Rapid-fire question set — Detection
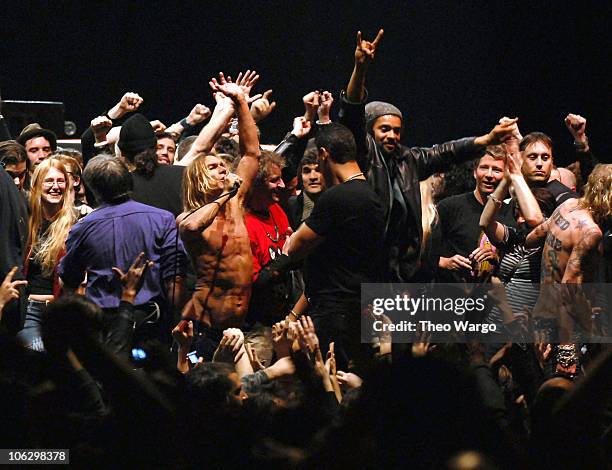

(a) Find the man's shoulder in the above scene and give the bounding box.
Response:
[437,192,471,209]
[159,165,185,176]
[98,200,175,220]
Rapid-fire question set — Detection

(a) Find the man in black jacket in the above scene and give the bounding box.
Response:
[339,29,519,282]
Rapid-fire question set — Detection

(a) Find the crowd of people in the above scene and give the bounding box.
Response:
[0,29,610,468]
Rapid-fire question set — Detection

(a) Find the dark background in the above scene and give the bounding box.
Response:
[2,0,610,165]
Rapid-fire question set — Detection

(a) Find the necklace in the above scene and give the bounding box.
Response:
[251,208,280,243]
[345,172,364,182]
[265,211,280,243]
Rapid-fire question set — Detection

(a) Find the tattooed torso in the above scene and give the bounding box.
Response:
[540,199,602,284]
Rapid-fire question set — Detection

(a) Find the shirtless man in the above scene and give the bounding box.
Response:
[177,81,260,355]
[527,164,611,342]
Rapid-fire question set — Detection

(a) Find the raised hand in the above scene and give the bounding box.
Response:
[411,330,435,357]
[250,90,276,122]
[245,343,265,371]
[90,115,113,143]
[564,113,587,143]
[499,116,523,141]
[506,152,523,178]
[302,91,321,122]
[149,120,167,134]
[0,267,27,314]
[108,92,144,119]
[112,252,154,304]
[234,69,260,98]
[210,80,246,102]
[325,342,337,376]
[317,91,334,123]
[475,118,519,146]
[291,116,312,139]
[172,319,194,351]
[336,371,363,389]
[212,328,245,364]
[119,92,143,113]
[272,320,292,358]
[355,29,384,66]
[187,104,211,125]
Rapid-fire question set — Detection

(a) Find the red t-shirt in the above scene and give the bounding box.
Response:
[245,203,291,281]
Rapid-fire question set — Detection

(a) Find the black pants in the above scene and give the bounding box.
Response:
[102,301,163,359]
[309,301,362,371]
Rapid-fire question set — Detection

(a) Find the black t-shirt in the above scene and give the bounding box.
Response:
[303,179,385,304]
[131,165,185,217]
[437,191,515,282]
[545,179,577,207]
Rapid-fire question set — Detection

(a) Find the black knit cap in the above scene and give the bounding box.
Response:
[118,113,156,155]
[16,123,57,150]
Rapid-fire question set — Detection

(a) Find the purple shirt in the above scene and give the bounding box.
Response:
[58,199,188,308]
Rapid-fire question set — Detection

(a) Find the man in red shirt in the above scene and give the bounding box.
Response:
[245,150,294,325]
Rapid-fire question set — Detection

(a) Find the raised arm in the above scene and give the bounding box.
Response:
[508,153,543,227]
[346,29,384,103]
[165,103,211,139]
[479,176,509,244]
[564,113,598,184]
[209,80,261,200]
[176,92,235,167]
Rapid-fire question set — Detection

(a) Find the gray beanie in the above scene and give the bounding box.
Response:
[364,101,403,130]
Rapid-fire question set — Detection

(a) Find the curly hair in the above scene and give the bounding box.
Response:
[578,164,612,224]
[254,150,285,188]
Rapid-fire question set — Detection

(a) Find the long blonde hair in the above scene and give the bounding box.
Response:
[578,163,612,224]
[420,176,439,258]
[28,158,77,276]
[183,154,220,211]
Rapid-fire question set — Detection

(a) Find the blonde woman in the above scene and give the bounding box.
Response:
[18,158,78,351]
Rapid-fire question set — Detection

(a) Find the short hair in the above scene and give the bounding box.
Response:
[315,122,356,164]
[254,150,285,188]
[156,132,177,143]
[83,154,133,203]
[519,132,553,153]
[0,140,28,166]
[297,147,320,186]
[483,144,507,162]
[176,136,197,162]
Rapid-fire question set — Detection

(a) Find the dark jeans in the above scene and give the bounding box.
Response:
[102,301,163,359]
[309,300,361,371]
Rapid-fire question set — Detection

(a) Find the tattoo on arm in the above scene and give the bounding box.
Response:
[563,228,602,283]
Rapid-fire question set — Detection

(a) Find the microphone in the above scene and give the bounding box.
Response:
[228,173,241,196]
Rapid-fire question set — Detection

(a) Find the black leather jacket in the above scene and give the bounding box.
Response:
[338,92,486,281]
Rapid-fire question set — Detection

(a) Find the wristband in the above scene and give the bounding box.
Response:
[316,119,332,126]
[573,139,588,150]
[289,310,300,320]
[180,118,192,129]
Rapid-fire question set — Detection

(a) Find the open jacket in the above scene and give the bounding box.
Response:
[338,91,486,281]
